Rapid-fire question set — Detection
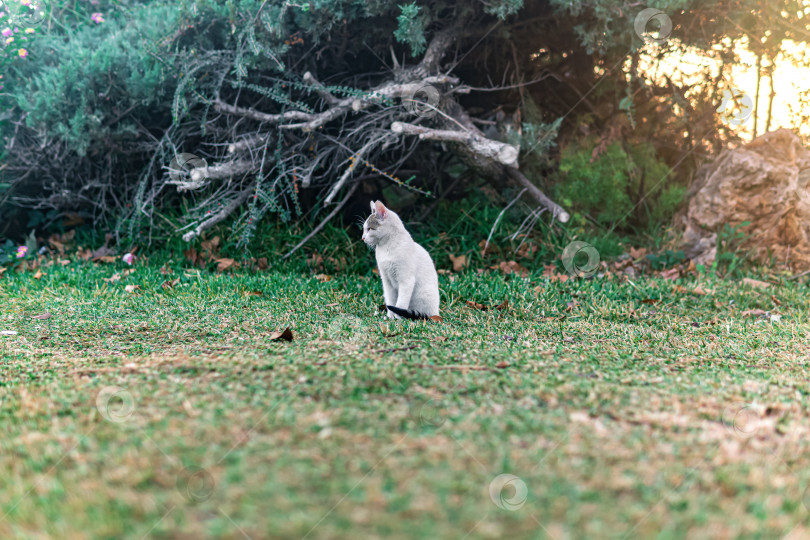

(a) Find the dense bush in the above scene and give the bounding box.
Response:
[1,0,808,256]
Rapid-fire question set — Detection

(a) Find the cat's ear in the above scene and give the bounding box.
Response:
[374,200,388,220]
[369,200,376,214]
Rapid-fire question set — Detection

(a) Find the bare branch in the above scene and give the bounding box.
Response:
[214,100,313,124]
[228,135,266,154]
[324,137,391,204]
[303,71,339,106]
[505,168,569,223]
[182,186,254,242]
[167,160,254,192]
[391,121,518,166]
[414,27,457,75]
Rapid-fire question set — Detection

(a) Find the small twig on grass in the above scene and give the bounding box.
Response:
[373,344,418,353]
[788,269,810,281]
[412,364,497,371]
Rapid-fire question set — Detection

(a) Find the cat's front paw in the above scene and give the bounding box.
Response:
[386,310,401,320]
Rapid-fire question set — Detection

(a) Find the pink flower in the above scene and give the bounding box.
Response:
[90,12,104,24]
[1,28,11,37]
[122,253,135,265]
[17,48,27,58]
[15,246,27,258]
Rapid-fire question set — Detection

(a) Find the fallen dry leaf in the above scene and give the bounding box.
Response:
[63,212,84,227]
[495,299,509,311]
[449,254,468,272]
[161,278,181,290]
[771,295,782,306]
[124,284,140,293]
[628,246,648,260]
[270,328,294,342]
[432,336,448,342]
[742,277,771,289]
[184,248,199,266]
[159,265,173,275]
[465,300,488,311]
[91,245,115,260]
[104,273,122,283]
[641,298,659,304]
[659,267,681,280]
[495,361,509,369]
[31,313,52,320]
[515,242,536,259]
[493,260,530,278]
[542,264,569,282]
[96,255,117,264]
[246,290,263,296]
[201,236,221,259]
[315,274,332,282]
[215,258,235,273]
[741,309,767,318]
[33,270,43,279]
[429,315,444,323]
[673,284,711,296]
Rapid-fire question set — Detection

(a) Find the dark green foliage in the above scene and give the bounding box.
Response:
[555,139,685,232]
[645,249,686,270]
[12,3,179,156]
[2,0,809,262]
[394,2,426,56]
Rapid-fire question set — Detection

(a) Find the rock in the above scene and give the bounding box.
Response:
[676,129,810,270]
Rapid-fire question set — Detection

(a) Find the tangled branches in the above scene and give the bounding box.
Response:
[146,27,567,252]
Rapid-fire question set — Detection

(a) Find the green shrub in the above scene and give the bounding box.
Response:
[554,138,685,232]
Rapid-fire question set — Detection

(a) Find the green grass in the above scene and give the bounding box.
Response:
[1,259,810,539]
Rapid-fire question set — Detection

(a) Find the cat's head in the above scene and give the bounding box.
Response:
[362,200,402,247]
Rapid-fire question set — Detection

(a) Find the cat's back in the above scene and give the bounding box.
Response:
[413,242,438,275]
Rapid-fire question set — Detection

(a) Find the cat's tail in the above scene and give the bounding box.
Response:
[386,305,433,321]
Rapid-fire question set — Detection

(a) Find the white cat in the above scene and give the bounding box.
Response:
[362,200,440,320]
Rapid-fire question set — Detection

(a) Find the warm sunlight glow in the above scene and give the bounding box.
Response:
[642,38,810,141]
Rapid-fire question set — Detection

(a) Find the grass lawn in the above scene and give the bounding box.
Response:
[1,260,809,539]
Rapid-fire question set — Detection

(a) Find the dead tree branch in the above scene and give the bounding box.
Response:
[391,121,518,167]
[181,185,255,242]
[168,159,253,192]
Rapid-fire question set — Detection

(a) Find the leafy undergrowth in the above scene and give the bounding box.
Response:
[1,261,810,539]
